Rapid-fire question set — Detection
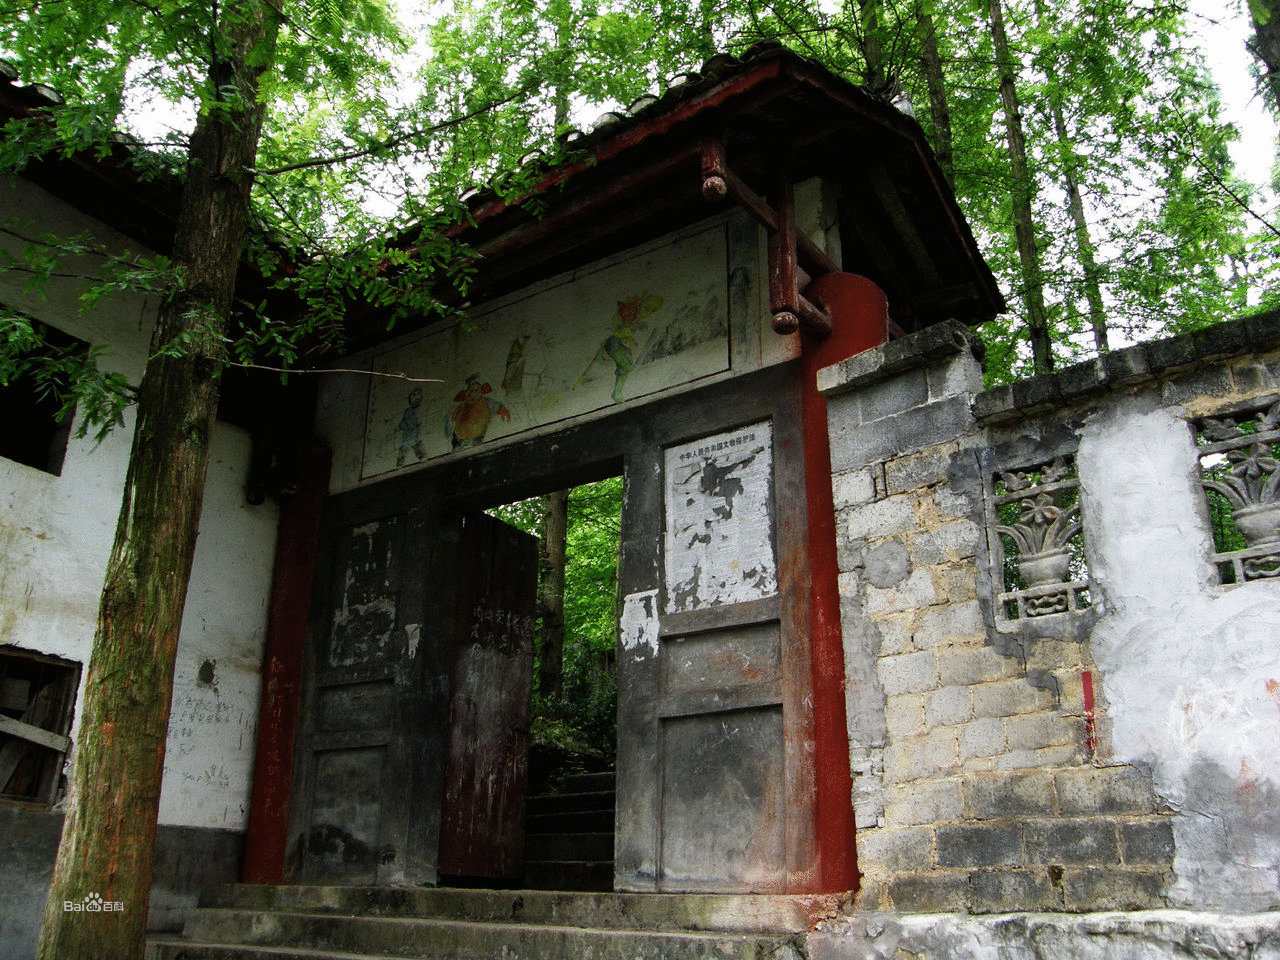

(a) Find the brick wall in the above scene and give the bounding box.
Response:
[821,312,1280,915]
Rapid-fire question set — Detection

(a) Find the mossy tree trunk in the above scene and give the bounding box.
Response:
[537,489,569,706]
[36,5,278,958]
[986,0,1054,374]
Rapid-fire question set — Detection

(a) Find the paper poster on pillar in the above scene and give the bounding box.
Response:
[361,224,731,479]
[663,421,776,613]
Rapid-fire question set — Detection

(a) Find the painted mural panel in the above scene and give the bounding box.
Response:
[362,224,730,478]
[663,421,776,613]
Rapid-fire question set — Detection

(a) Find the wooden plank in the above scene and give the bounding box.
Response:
[437,511,539,881]
[0,716,70,753]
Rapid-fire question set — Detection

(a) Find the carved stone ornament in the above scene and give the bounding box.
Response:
[1199,399,1280,582]
[992,456,1090,620]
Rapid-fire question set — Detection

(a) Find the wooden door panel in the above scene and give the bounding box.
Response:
[437,511,539,880]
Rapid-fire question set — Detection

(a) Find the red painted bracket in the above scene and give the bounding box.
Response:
[700,136,834,337]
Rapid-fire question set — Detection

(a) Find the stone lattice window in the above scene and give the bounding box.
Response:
[990,455,1091,620]
[1197,398,1280,584]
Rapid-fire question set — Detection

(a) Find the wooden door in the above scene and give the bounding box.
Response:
[437,511,539,880]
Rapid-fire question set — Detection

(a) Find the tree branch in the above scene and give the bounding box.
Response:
[230,361,442,383]
[256,86,534,176]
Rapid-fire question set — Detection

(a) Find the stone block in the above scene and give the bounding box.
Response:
[994,743,1085,771]
[831,467,878,508]
[860,367,929,422]
[1003,712,1080,752]
[1161,365,1235,407]
[913,600,983,649]
[884,693,926,739]
[883,729,959,783]
[1023,639,1086,673]
[845,496,917,541]
[963,770,1056,820]
[972,384,1016,423]
[971,678,1055,719]
[853,824,936,873]
[887,871,972,913]
[968,867,1064,913]
[936,822,1024,868]
[1055,765,1156,816]
[878,650,939,698]
[934,483,981,518]
[884,448,955,496]
[958,716,1007,761]
[1055,358,1104,400]
[1061,866,1168,911]
[1010,375,1064,413]
[1229,358,1280,395]
[1025,819,1119,865]
[1242,307,1280,349]
[938,646,1019,686]
[884,778,963,828]
[908,520,981,566]
[926,685,972,728]
[1100,344,1151,385]
[1189,317,1252,360]
[865,568,939,616]
[1120,818,1175,865]
[1142,330,1202,374]
[927,354,984,403]
[875,612,917,657]
[935,563,979,604]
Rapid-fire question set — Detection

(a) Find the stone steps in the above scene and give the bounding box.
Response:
[522,770,616,891]
[145,886,838,960]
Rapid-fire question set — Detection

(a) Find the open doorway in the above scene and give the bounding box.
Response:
[488,475,623,890]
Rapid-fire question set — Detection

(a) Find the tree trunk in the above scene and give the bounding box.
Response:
[1250,0,1280,116]
[915,3,954,190]
[986,0,1054,374]
[1033,0,1107,354]
[1049,98,1109,353]
[35,6,278,959]
[537,489,569,706]
[859,0,889,94]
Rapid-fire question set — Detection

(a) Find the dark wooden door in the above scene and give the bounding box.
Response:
[437,511,539,880]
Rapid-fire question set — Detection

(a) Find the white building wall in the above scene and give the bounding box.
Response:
[0,178,278,832]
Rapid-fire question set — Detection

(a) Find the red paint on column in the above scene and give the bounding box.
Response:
[242,443,331,883]
[800,273,890,893]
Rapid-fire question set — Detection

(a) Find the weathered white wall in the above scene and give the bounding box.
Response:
[1078,398,1280,911]
[0,179,278,832]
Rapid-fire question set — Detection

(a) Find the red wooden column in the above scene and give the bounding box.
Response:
[242,443,331,883]
[800,273,890,893]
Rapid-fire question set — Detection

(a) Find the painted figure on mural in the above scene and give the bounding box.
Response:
[397,387,427,466]
[575,293,663,403]
[447,374,511,448]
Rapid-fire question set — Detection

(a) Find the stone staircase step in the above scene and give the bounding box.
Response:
[521,858,614,892]
[525,807,614,834]
[162,908,806,960]
[558,771,616,793]
[524,789,615,815]
[196,885,840,934]
[147,938,407,960]
[525,830,614,861]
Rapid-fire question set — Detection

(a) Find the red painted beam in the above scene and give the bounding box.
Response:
[800,272,890,894]
[448,59,791,239]
[242,444,331,884]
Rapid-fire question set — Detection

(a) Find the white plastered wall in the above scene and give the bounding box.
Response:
[1078,398,1280,911]
[0,178,278,831]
